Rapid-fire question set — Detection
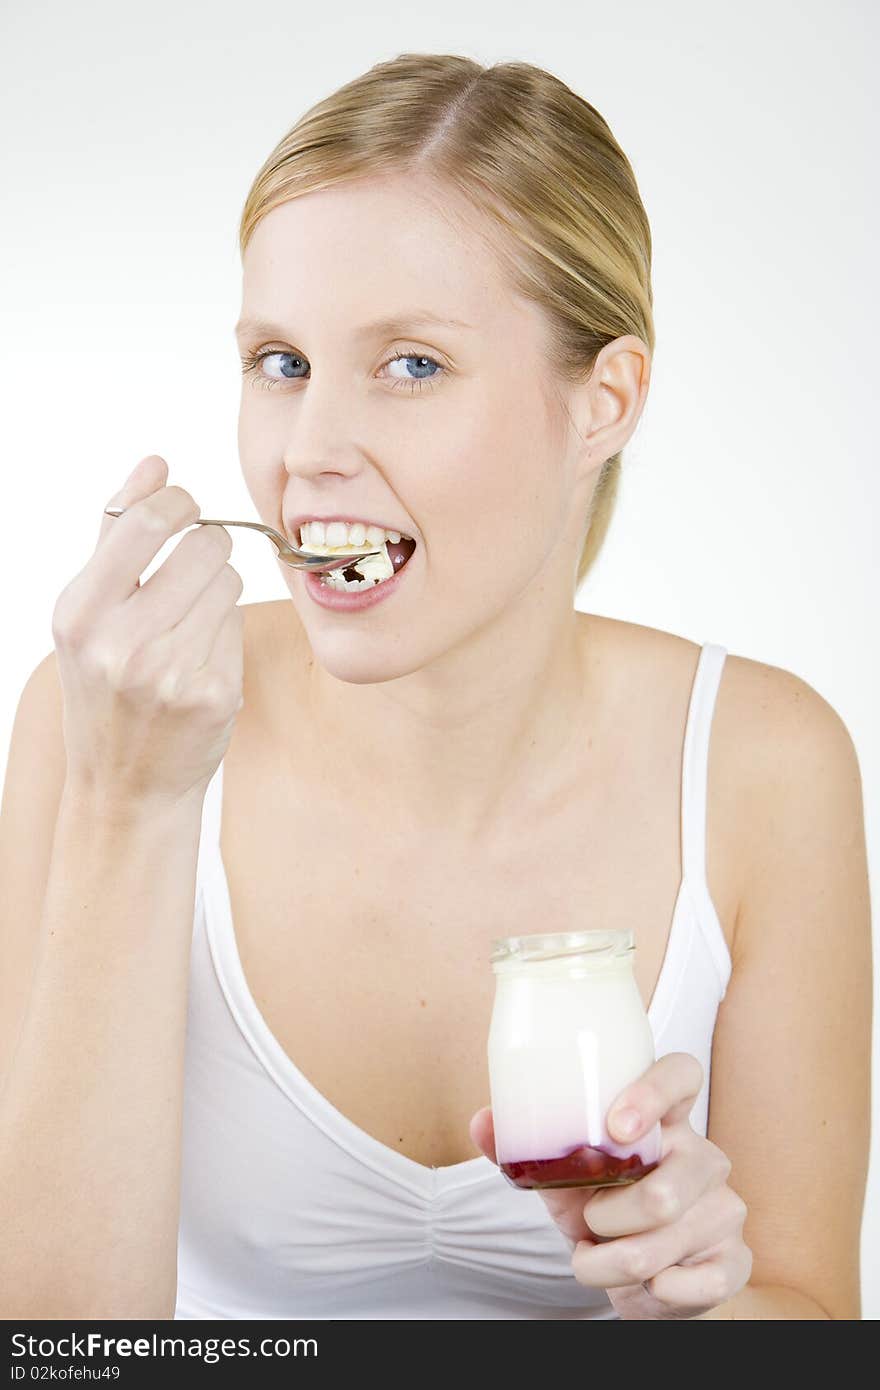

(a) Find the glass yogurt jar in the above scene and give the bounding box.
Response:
[488,928,662,1190]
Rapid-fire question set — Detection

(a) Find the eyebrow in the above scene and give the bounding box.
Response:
[234,310,476,341]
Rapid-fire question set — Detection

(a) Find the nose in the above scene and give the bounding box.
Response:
[279,377,364,484]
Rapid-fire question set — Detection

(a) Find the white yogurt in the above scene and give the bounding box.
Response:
[488,929,661,1173]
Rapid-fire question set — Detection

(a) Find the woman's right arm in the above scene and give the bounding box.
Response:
[0,742,205,1319]
[0,454,244,1319]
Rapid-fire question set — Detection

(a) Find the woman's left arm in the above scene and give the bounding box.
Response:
[690,666,872,1319]
[470,664,873,1319]
[580,666,872,1319]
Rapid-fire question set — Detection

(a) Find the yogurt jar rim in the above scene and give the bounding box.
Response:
[490,927,634,966]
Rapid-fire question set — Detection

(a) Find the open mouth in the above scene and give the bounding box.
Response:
[315,537,417,592]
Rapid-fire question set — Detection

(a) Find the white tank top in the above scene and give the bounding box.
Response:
[174,642,732,1320]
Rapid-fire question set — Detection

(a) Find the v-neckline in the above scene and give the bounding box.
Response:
[199,759,688,1199]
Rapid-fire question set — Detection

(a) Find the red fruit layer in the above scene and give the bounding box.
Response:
[500,1142,659,1190]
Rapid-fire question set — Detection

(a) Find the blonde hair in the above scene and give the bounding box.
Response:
[239,53,654,590]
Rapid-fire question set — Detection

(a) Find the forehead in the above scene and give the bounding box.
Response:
[239,175,528,339]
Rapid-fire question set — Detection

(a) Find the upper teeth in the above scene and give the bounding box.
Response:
[298,520,408,552]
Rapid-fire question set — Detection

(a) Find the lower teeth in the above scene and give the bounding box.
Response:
[317,538,409,592]
[319,572,385,592]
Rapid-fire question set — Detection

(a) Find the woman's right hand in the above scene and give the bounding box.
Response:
[51,454,245,811]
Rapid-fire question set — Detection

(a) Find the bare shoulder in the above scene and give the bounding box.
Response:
[595,611,858,777]
[585,614,864,917]
[714,645,857,753]
[711,645,863,853]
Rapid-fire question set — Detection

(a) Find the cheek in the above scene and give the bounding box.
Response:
[236,402,262,482]
[237,403,286,513]
[237,394,254,445]
[429,389,562,550]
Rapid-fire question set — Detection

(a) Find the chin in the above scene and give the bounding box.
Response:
[303,636,429,685]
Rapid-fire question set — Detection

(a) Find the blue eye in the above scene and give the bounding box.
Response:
[239,346,446,394]
[383,350,443,389]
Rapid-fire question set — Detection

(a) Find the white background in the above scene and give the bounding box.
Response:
[1,0,877,1318]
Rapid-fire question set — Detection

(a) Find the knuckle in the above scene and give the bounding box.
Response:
[742,1244,754,1284]
[701,1138,731,1182]
[644,1179,679,1224]
[154,662,191,706]
[727,1190,748,1227]
[138,500,170,536]
[191,672,233,717]
[203,525,232,557]
[620,1244,650,1282]
[570,1243,592,1286]
[165,485,196,512]
[707,1264,731,1306]
[670,1051,704,1094]
[193,675,221,707]
[114,644,161,696]
[51,596,83,646]
[92,642,126,686]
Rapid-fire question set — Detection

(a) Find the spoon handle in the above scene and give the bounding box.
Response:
[102,506,381,572]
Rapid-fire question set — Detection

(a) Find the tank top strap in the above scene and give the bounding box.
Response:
[680,643,728,888]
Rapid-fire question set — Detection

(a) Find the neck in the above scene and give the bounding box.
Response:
[293,603,603,843]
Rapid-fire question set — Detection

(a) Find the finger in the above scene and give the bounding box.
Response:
[175,574,245,687]
[583,1132,729,1239]
[84,484,200,611]
[469,1107,497,1164]
[643,1236,753,1313]
[130,523,234,640]
[469,1107,616,1247]
[539,1187,606,1247]
[571,1183,741,1290]
[95,454,173,599]
[606,1052,704,1145]
[96,454,169,562]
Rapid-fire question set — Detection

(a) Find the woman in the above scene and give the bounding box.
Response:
[0,53,870,1321]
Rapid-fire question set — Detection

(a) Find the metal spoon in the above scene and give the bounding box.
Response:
[103,507,384,573]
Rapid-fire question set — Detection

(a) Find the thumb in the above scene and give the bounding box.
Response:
[469,1106,498,1164]
[470,1106,605,1246]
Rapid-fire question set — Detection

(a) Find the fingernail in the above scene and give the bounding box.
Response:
[611,1107,640,1138]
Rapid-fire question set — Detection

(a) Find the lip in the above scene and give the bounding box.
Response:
[302,547,415,611]
[286,512,415,541]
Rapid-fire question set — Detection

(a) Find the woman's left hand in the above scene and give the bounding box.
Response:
[470,1052,753,1319]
